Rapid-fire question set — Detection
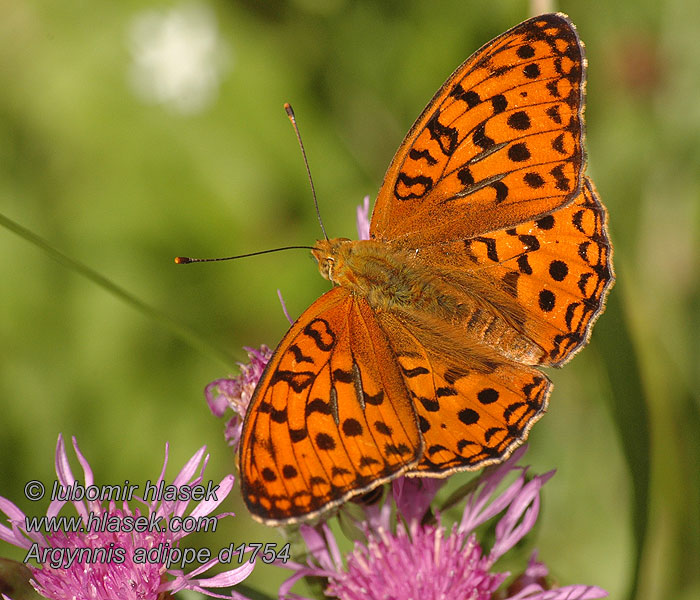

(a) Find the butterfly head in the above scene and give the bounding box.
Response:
[312,237,353,284]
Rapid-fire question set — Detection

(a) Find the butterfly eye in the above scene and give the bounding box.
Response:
[315,256,334,281]
[325,257,336,281]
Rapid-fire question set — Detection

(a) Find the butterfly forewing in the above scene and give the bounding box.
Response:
[239,287,421,524]
[371,13,586,245]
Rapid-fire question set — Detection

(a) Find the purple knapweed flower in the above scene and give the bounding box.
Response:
[0,434,254,599]
[278,447,608,600]
[356,195,371,241]
[205,345,272,449]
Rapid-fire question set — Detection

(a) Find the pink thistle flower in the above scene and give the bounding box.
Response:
[0,435,254,600]
[205,345,272,449]
[279,447,608,600]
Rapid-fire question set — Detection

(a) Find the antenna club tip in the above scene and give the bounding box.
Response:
[174,256,191,264]
[284,103,295,118]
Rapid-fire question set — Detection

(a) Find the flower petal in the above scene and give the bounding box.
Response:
[205,379,236,416]
[509,585,609,599]
[299,524,334,570]
[165,560,255,599]
[356,195,371,240]
[490,473,553,562]
[393,477,443,524]
[0,498,36,549]
[188,474,234,518]
[277,289,294,324]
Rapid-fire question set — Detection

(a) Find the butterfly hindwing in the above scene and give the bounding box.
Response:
[371,13,586,245]
[239,287,422,524]
[494,177,613,365]
[377,311,551,474]
[408,362,550,474]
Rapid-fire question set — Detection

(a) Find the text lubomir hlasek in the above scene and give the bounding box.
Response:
[50,479,220,502]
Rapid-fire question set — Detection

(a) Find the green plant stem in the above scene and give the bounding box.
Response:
[0,211,236,369]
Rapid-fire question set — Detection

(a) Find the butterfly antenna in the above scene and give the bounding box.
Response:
[175,245,314,264]
[285,103,328,241]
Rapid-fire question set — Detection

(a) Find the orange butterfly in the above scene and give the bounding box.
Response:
[239,13,614,524]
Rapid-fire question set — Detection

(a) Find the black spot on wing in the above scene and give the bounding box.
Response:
[289,428,307,443]
[450,83,480,109]
[342,418,363,437]
[401,365,430,378]
[549,260,569,281]
[458,166,474,186]
[546,105,562,124]
[315,432,336,451]
[364,390,385,406]
[395,172,434,200]
[332,368,354,383]
[518,255,533,275]
[491,94,508,114]
[458,408,480,425]
[507,111,531,130]
[426,111,458,156]
[270,370,314,393]
[270,407,287,424]
[536,215,555,229]
[523,63,540,78]
[473,122,495,150]
[516,44,535,59]
[491,181,508,203]
[550,164,571,191]
[289,343,314,364]
[478,388,499,404]
[303,318,335,351]
[524,172,545,188]
[519,234,540,252]
[409,148,438,165]
[306,398,332,416]
[508,142,531,162]
[551,133,566,154]
[472,236,499,262]
[539,290,556,312]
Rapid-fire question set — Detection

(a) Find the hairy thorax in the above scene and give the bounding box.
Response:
[311,238,546,365]
[312,238,444,311]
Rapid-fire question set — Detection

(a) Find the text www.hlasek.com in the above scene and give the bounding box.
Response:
[24,512,220,570]
[24,512,216,535]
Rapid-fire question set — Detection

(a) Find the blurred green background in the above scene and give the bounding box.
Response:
[1,0,698,599]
